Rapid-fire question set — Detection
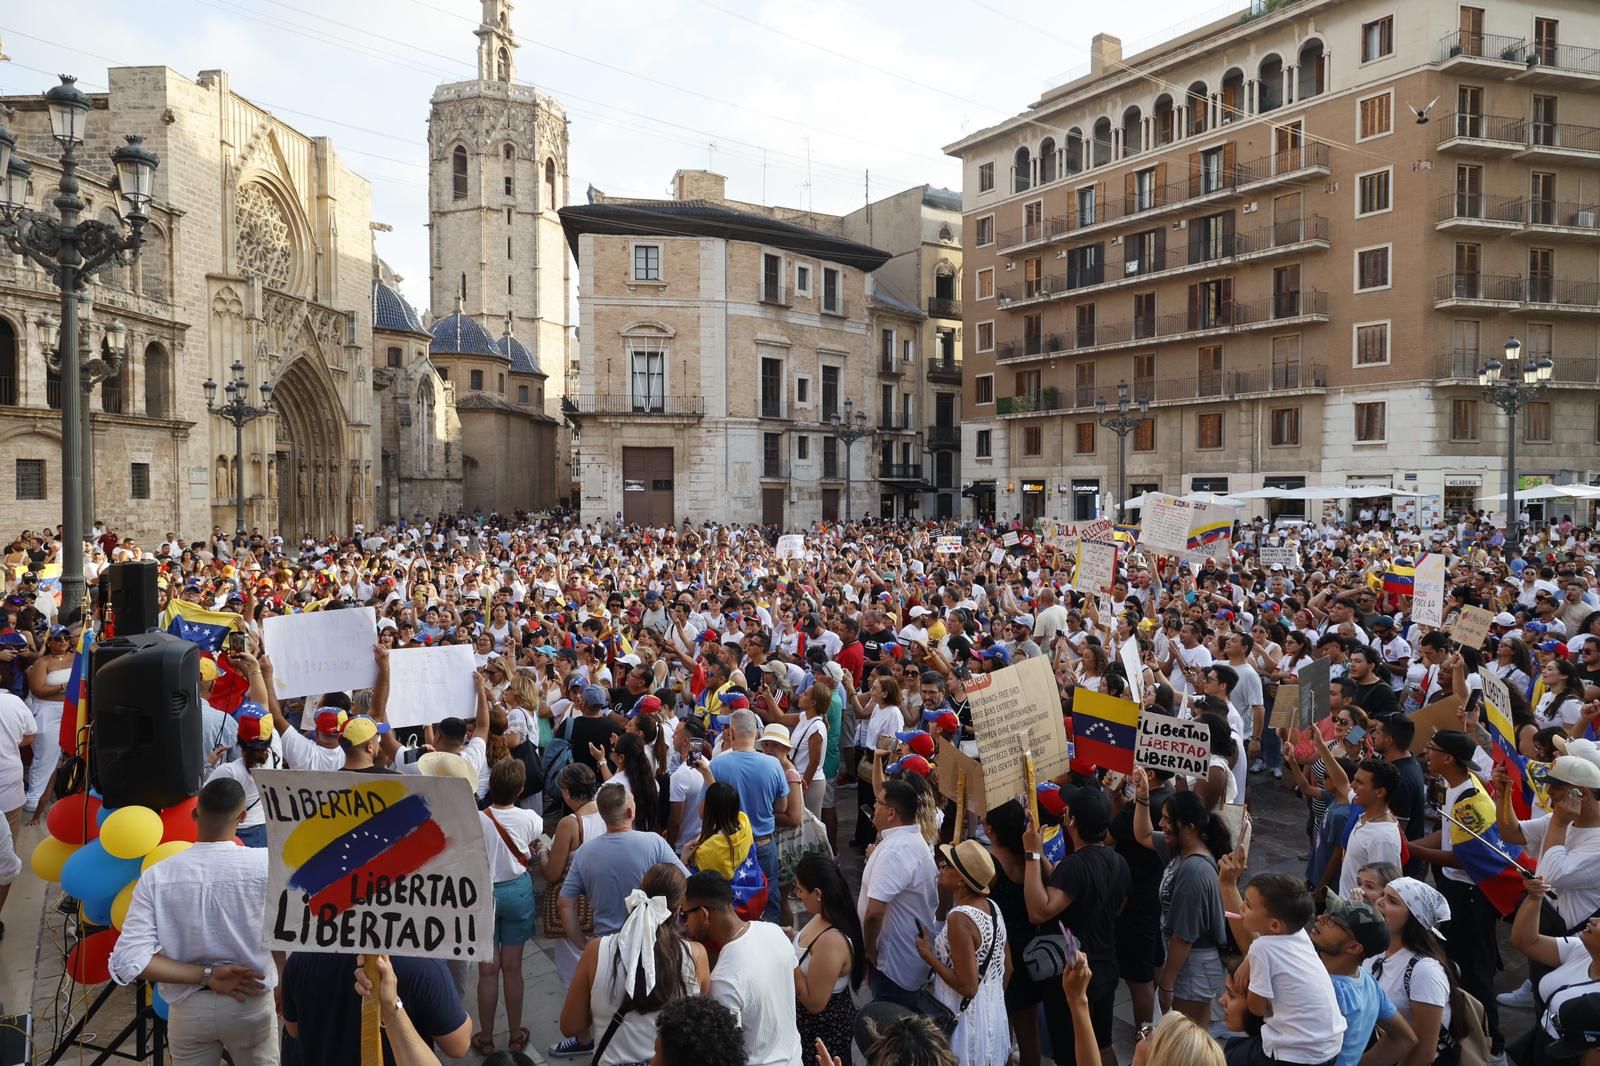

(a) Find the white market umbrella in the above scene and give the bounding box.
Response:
[1477,483,1594,503]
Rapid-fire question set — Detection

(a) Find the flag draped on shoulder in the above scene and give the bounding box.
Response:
[57,628,94,757]
[162,598,242,652]
[1447,773,1535,916]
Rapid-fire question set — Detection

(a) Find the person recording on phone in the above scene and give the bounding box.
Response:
[665,720,710,853]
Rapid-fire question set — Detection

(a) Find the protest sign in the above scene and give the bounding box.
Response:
[255,769,493,961]
[1408,695,1462,754]
[1413,552,1447,626]
[1073,539,1117,595]
[965,656,1070,810]
[1453,605,1494,651]
[1217,804,1248,853]
[1480,668,1512,727]
[990,548,1006,566]
[264,607,379,699]
[1140,494,1194,556]
[1134,712,1211,776]
[1119,637,1144,704]
[934,736,986,814]
[384,644,478,728]
[936,536,963,555]
[1040,518,1114,551]
[775,534,806,560]
[1269,684,1300,731]
[1002,531,1020,548]
[1185,503,1233,561]
[1297,658,1331,729]
[1259,545,1298,570]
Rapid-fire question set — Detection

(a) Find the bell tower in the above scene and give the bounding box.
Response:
[476,0,516,83]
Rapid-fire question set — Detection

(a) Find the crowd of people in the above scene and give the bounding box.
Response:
[6,505,1600,1066]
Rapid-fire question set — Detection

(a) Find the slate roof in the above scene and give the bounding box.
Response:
[496,332,545,376]
[372,279,429,337]
[429,311,507,360]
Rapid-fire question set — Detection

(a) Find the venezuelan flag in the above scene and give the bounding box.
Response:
[162,598,242,652]
[283,779,447,915]
[1070,689,1138,774]
[1186,520,1232,550]
[1382,564,1415,598]
[1447,775,1535,916]
[1483,683,1549,817]
[56,628,94,757]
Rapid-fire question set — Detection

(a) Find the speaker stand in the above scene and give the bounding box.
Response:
[47,980,166,1065]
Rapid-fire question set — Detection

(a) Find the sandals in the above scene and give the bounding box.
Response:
[471,1032,496,1056]
[508,1027,530,1053]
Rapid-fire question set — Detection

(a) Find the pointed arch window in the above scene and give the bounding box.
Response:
[544,159,557,209]
[452,147,469,201]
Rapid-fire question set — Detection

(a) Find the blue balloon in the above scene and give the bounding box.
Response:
[60,840,141,903]
[150,985,169,1020]
[96,805,115,828]
[81,893,114,927]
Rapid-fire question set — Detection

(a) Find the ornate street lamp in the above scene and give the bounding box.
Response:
[1097,380,1151,520]
[827,397,874,522]
[204,359,273,541]
[1478,335,1554,560]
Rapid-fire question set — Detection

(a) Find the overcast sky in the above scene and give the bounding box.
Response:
[2,0,1241,313]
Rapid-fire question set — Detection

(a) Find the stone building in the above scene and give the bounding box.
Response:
[945,0,1600,525]
[372,263,463,519]
[1,66,378,543]
[560,171,892,527]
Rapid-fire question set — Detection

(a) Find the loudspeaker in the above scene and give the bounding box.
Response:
[102,561,160,634]
[90,631,203,810]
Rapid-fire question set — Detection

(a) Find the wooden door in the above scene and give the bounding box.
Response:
[1459,6,1484,55]
[622,447,675,527]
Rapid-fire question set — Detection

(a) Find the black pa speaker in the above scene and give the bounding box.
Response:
[102,560,160,634]
[90,631,203,810]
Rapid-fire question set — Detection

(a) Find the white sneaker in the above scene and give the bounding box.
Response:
[1488,1050,1508,1066]
[1496,979,1535,1009]
[1249,759,1266,773]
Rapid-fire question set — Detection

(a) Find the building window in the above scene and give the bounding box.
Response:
[1451,399,1479,441]
[1199,147,1225,194]
[795,264,812,296]
[1074,421,1095,454]
[1077,185,1097,227]
[762,433,782,478]
[1354,322,1390,366]
[976,268,994,301]
[797,435,810,461]
[1066,244,1103,289]
[518,384,529,403]
[470,369,484,391]
[821,366,840,420]
[1361,16,1394,62]
[760,357,784,418]
[762,253,784,303]
[976,216,994,246]
[452,146,468,200]
[507,237,513,259]
[1133,418,1155,452]
[796,377,810,405]
[975,429,992,458]
[1133,167,1157,212]
[1357,169,1392,216]
[978,162,994,193]
[386,346,402,368]
[1358,92,1393,140]
[633,244,661,281]
[821,267,841,313]
[1269,407,1300,446]
[1023,426,1042,456]
[1354,401,1386,442]
[130,462,151,500]
[1525,401,1553,443]
[15,459,43,501]
[1197,413,1223,450]
[976,322,994,352]
[503,175,514,196]
[975,374,994,405]
[1356,246,1391,291]
[498,373,505,393]
[631,349,665,412]
[507,275,513,295]
[436,366,448,381]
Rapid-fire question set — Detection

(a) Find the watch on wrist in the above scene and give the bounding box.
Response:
[1025,851,1042,863]
[200,964,214,988]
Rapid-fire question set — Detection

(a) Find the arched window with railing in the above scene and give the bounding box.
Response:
[1013,146,1031,193]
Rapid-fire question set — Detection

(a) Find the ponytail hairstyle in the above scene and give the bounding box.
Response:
[614,733,658,831]
[1165,789,1233,858]
[611,863,692,1012]
[794,853,867,988]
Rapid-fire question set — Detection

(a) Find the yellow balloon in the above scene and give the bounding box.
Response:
[140,840,192,873]
[30,835,79,882]
[111,880,137,929]
[100,807,163,860]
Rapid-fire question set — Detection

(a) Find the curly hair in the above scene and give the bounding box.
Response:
[654,995,746,1066]
[861,1013,957,1066]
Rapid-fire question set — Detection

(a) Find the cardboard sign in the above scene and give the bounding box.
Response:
[965,656,1071,810]
[1413,552,1447,626]
[1259,545,1298,571]
[1453,605,1495,651]
[934,736,986,813]
[255,768,494,961]
[1140,493,1195,556]
[1269,684,1301,731]
[1134,712,1211,776]
[1073,539,1117,595]
[384,644,478,729]
[936,536,963,555]
[1217,803,1248,853]
[1002,531,1020,548]
[263,608,380,700]
[1297,658,1331,729]
[1408,695,1463,754]
[775,534,806,560]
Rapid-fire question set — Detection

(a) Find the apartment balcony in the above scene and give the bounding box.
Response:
[877,462,924,481]
[760,456,790,480]
[561,394,706,419]
[927,297,962,320]
[927,357,963,384]
[928,425,961,451]
[1438,30,1529,77]
[1432,273,1525,310]
[1516,121,1600,164]
[1436,349,1600,386]
[997,275,1070,306]
[1436,112,1524,156]
[878,355,905,377]
[994,143,1330,255]
[1523,277,1600,315]
[995,334,1065,361]
[1524,200,1600,240]
[878,414,913,432]
[1436,193,1524,236]
[995,363,1326,418]
[995,290,1328,365]
[1516,42,1600,89]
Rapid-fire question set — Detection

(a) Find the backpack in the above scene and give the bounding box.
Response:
[540,715,577,817]
[1399,955,1490,1066]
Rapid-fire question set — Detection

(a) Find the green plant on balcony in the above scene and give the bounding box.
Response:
[1449,43,1463,57]
[1046,334,1063,352]
[998,395,1032,415]
[1502,44,1523,60]
[1041,385,1061,409]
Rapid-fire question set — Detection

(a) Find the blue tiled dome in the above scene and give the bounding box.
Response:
[497,332,543,376]
[430,311,506,360]
[372,280,428,337]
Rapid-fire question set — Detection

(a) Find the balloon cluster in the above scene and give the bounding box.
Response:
[30,791,200,1007]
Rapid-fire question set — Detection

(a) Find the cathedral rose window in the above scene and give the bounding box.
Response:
[234,183,295,290]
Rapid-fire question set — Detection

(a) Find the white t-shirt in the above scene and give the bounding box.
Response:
[710,921,803,1066]
[1246,929,1346,1062]
[862,704,903,751]
[669,762,707,849]
[0,692,35,811]
[1338,812,1404,899]
[1367,947,1452,1030]
[479,805,542,883]
[1535,691,1583,732]
[790,716,828,783]
[1520,817,1600,928]
[1169,643,1213,697]
[1439,776,1479,885]
[1539,937,1600,1037]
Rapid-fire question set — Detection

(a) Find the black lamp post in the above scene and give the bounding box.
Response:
[1096,380,1151,520]
[0,75,160,623]
[828,397,873,521]
[204,360,273,542]
[1478,335,1553,560]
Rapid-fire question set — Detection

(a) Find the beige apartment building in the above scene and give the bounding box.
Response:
[559,172,892,527]
[946,0,1600,525]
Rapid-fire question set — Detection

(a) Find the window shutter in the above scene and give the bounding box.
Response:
[1222,211,1236,254]
[1123,172,1136,213]
[1154,163,1168,207]
[1220,278,1235,322]
[1188,152,1203,198]
[1186,283,1200,331]
[1222,142,1238,183]
[1154,226,1167,270]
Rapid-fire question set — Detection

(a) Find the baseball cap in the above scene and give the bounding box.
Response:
[533,644,557,657]
[908,605,930,619]
[1214,609,1235,622]
[1037,782,1067,820]
[628,695,663,719]
[922,710,961,734]
[1011,613,1034,630]
[1374,615,1395,629]
[894,730,936,757]
[314,708,349,736]
[974,645,1012,666]
[1547,991,1600,1058]
[580,684,609,709]
[1429,728,1478,766]
[1493,612,1517,626]
[1068,787,1114,838]
[721,689,751,712]
[341,715,390,746]
[886,754,932,777]
[235,702,273,747]
[1539,640,1570,657]
[1526,621,1550,636]
[1548,754,1600,790]
[1323,894,1390,958]
[616,654,642,668]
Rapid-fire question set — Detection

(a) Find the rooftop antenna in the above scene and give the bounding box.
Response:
[762,148,768,204]
[708,141,717,171]
[804,137,813,214]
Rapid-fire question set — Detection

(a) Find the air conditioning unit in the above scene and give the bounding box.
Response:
[1573,210,1598,229]
[1005,262,1017,271]
[1111,235,1122,245]
[1173,219,1187,230]
[1056,250,1069,259]
[1242,202,1259,214]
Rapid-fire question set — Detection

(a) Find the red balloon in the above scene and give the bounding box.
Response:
[46,793,102,846]
[158,798,199,844]
[67,929,119,985]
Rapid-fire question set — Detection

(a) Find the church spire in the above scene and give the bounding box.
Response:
[476,0,517,83]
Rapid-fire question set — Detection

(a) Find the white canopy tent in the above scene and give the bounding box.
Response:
[1122,491,1247,509]
[1476,483,1600,504]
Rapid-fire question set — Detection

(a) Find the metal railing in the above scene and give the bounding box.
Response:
[878,356,904,376]
[1433,273,1525,302]
[46,376,61,410]
[1436,192,1525,224]
[1524,199,1600,228]
[1437,350,1600,384]
[1439,29,1527,63]
[562,393,706,417]
[996,291,1328,362]
[1525,277,1600,306]
[1438,112,1523,144]
[927,358,962,383]
[1528,40,1600,76]
[878,463,924,480]
[927,297,962,319]
[1525,120,1600,153]
[928,426,961,449]
[995,363,1327,415]
[760,456,789,479]
[0,374,14,407]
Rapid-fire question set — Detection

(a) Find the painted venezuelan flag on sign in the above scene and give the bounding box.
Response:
[1187,520,1232,551]
[281,780,449,915]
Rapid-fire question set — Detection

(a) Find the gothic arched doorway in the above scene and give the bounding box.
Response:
[271,355,347,537]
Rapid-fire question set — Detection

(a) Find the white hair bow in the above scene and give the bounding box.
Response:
[613,888,673,997]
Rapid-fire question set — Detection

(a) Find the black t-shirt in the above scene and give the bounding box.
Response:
[1388,755,1427,842]
[1111,784,1173,908]
[862,628,894,661]
[566,714,622,773]
[1049,843,1130,971]
[609,688,642,715]
[1353,680,1398,717]
[282,951,466,1066]
[349,764,401,775]
[1578,666,1600,690]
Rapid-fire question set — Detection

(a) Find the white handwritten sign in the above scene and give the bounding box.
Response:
[1040,518,1114,550]
[263,607,379,699]
[1120,637,1145,705]
[776,534,806,560]
[936,536,963,555]
[1259,545,1299,570]
[965,656,1071,810]
[1453,604,1495,650]
[384,644,478,729]
[255,769,493,961]
[1073,539,1117,595]
[990,548,1007,566]
[1139,493,1194,556]
[1413,552,1447,626]
[1134,712,1211,776]
[1002,531,1020,547]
